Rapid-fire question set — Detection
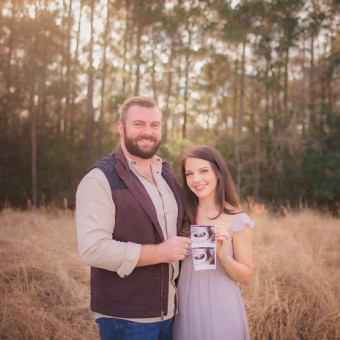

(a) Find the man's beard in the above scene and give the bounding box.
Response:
[124,130,161,160]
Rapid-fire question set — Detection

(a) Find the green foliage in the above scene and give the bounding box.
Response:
[302,152,340,201]
[0,0,339,214]
[301,120,340,213]
[0,132,31,208]
[158,138,194,182]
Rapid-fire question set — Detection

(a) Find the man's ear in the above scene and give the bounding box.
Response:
[117,121,124,138]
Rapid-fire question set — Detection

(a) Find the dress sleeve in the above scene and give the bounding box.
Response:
[230,213,255,234]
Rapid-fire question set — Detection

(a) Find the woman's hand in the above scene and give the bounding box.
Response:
[216,225,254,285]
[215,226,232,263]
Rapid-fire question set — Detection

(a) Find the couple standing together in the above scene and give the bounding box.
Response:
[76,96,255,340]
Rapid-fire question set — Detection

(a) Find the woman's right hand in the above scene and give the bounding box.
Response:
[215,226,232,263]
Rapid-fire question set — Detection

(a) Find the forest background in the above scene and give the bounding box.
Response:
[0,0,339,214]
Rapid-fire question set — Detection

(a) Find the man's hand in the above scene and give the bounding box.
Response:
[137,236,192,267]
[156,236,192,263]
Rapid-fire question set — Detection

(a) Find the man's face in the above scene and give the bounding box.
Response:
[119,105,162,160]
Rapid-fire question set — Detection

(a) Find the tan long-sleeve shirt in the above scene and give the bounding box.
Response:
[76,155,179,322]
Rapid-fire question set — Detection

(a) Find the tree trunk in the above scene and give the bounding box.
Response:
[274,66,282,133]
[301,30,307,138]
[134,23,143,96]
[100,0,111,122]
[70,0,83,137]
[182,30,192,139]
[284,48,289,115]
[86,0,95,167]
[162,35,175,144]
[64,0,73,136]
[235,39,246,197]
[325,6,335,115]
[122,0,130,96]
[151,27,158,101]
[6,0,16,93]
[264,59,270,132]
[309,32,316,135]
[232,58,238,134]
[254,93,260,202]
[30,39,37,209]
[2,0,16,133]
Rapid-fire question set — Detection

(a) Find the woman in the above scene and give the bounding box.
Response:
[173,145,255,340]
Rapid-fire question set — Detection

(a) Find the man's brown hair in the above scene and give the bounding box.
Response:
[119,96,159,124]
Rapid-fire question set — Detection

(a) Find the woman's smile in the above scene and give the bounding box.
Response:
[194,184,206,191]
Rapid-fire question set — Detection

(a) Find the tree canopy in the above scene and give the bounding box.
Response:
[0,0,339,214]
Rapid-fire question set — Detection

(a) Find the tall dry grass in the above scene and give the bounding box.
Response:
[0,209,97,340]
[0,208,339,339]
[243,206,340,339]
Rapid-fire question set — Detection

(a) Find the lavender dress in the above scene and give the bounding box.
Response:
[173,213,255,340]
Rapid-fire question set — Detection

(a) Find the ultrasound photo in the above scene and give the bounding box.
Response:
[190,225,216,271]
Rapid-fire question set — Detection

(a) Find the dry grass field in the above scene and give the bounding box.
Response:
[0,207,339,340]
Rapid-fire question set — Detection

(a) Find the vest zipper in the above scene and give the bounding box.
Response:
[161,263,164,320]
[175,284,179,315]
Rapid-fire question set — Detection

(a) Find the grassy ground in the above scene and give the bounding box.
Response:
[0,207,339,339]
[243,207,340,339]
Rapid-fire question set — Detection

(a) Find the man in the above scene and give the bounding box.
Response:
[76,96,191,340]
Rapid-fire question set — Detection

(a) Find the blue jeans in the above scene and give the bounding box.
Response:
[96,317,173,340]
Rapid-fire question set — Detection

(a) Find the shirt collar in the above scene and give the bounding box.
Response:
[125,155,163,174]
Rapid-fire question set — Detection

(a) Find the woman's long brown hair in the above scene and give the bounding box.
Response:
[181,145,239,235]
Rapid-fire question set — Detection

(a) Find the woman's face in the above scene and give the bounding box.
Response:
[184,158,218,201]
[192,248,208,265]
[191,226,210,243]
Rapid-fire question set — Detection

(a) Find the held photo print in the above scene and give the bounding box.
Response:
[190,225,216,271]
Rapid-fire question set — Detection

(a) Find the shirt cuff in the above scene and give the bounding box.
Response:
[117,242,142,278]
